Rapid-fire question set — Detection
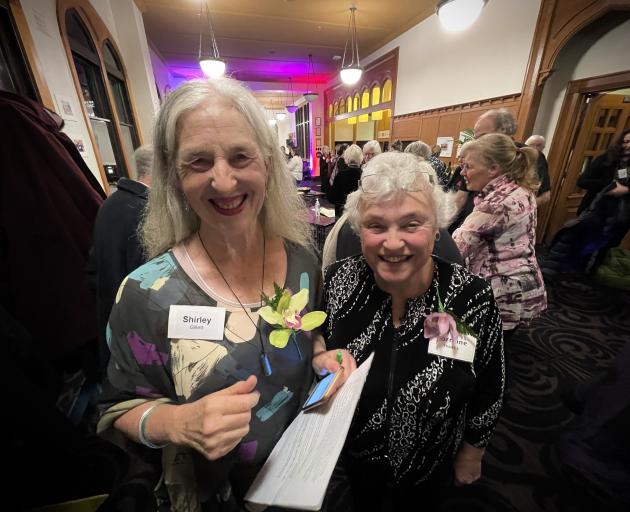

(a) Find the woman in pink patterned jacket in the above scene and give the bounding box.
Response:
[453,134,547,340]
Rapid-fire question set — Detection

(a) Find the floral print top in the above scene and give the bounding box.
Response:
[452,174,547,330]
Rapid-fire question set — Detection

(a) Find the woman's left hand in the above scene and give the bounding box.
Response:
[312,349,357,397]
[606,182,630,197]
[453,442,485,486]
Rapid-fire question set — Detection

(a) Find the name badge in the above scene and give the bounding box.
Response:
[616,167,628,179]
[427,333,476,363]
[168,305,225,340]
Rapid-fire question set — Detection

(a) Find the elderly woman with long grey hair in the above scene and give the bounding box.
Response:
[97,78,354,511]
[323,152,505,510]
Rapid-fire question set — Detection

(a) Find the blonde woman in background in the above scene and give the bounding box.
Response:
[453,134,547,340]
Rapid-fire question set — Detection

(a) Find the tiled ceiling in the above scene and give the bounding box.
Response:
[142,0,436,94]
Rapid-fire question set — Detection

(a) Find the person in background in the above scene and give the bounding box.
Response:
[389,139,404,152]
[97,78,352,510]
[287,146,303,183]
[88,145,153,376]
[324,152,504,510]
[327,143,363,217]
[475,109,551,207]
[319,145,333,194]
[404,140,449,188]
[329,143,349,186]
[577,129,630,215]
[432,143,442,158]
[362,139,382,167]
[453,134,547,341]
[525,134,546,154]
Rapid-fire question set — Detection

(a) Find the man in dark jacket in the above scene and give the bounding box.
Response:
[88,145,153,376]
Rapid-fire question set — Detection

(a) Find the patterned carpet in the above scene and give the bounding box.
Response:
[440,270,630,512]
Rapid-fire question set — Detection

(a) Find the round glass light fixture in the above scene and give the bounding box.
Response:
[437,0,486,32]
[303,92,319,103]
[286,105,298,113]
[340,66,363,85]
[199,57,226,79]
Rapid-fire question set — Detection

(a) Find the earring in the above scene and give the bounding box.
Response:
[181,192,190,212]
[435,231,441,241]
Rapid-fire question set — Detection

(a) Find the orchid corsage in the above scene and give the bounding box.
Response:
[259,282,327,348]
[423,290,475,345]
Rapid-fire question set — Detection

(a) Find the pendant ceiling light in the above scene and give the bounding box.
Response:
[275,96,287,120]
[198,0,226,78]
[303,54,319,103]
[286,77,298,113]
[436,0,487,32]
[340,7,362,86]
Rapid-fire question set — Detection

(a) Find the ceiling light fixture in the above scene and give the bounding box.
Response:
[436,0,487,32]
[340,7,362,86]
[286,77,298,113]
[303,54,319,103]
[198,0,226,78]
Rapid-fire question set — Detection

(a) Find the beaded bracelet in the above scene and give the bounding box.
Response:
[138,404,170,449]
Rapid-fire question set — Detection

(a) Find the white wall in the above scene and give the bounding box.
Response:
[19,0,159,187]
[150,45,174,104]
[20,0,102,184]
[109,0,160,143]
[362,0,541,115]
[533,16,630,149]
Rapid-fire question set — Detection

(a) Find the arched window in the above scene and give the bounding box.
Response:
[60,3,141,185]
[382,79,393,103]
[346,95,352,113]
[328,103,333,117]
[333,101,339,115]
[353,93,359,112]
[361,88,370,109]
[339,98,346,115]
[103,41,139,165]
[372,84,381,105]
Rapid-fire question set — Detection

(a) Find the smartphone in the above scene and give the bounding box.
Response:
[302,369,343,412]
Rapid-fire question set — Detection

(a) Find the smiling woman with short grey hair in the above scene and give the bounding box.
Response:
[322,151,505,510]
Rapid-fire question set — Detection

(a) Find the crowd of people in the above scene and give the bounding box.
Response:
[5,75,628,511]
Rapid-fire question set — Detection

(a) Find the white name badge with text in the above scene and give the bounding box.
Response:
[168,305,225,340]
[427,333,476,363]
[616,167,628,179]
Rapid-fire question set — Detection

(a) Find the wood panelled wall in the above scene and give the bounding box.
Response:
[391,94,521,167]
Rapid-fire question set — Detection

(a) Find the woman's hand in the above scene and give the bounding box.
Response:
[453,442,485,486]
[312,349,357,398]
[170,375,260,460]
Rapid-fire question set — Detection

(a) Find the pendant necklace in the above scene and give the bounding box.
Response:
[197,232,273,376]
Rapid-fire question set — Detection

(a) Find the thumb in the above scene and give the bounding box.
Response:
[215,375,258,396]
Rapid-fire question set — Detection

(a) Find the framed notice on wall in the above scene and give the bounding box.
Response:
[316,138,321,147]
[316,127,321,136]
[315,117,321,126]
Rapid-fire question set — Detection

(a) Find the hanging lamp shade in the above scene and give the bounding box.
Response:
[275,111,287,120]
[436,0,486,32]
[340,7,363,85]
[198,0,226,78]
[285,77,298,112]
[199,58,226,79]
[303,54,319,103]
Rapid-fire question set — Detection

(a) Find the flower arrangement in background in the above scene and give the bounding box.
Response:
[259,283,327,348]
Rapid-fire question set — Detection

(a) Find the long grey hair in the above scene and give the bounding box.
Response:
[141,78,312,258]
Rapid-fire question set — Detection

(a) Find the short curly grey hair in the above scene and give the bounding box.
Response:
[404,141,432,160]
[344,152,456,233]
[362,140,381,156]
[343,144,363,166]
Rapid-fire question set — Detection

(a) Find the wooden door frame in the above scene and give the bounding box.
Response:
[541,70,630,241]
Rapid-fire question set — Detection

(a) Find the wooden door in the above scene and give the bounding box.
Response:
[545,93,630,240]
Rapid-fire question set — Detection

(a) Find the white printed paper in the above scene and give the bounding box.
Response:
[245,353,375,510]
